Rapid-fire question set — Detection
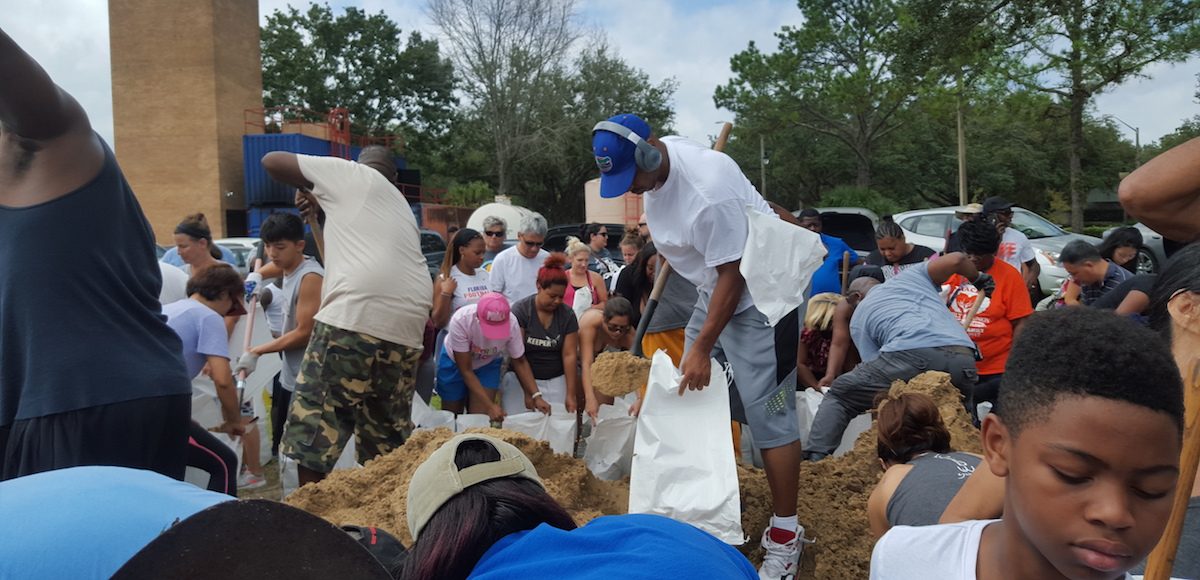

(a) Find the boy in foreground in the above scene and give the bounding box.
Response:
[871,307,1184,579]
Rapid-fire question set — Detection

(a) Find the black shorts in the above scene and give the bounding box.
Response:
[0,394,190,481]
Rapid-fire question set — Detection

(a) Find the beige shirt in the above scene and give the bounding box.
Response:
[297,155,431,349]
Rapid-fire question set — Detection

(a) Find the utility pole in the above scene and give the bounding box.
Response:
[1107,114,1141,167]
[760,133,767,197]
[956,72,967,206]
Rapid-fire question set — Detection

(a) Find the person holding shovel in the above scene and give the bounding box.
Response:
[579,297,638,421]
[592,113,809,578]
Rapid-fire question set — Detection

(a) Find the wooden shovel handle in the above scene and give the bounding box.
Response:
[1144,360,1200,579]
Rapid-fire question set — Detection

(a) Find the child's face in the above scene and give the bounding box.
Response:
[982,396,1180,579]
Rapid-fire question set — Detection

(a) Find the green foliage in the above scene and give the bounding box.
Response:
[818,186,904,218]
[1146,116,1200,158]
[260,4,456,137]
[716,0,918,188]
[443,181,495,208]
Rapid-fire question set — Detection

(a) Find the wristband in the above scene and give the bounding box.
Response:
[441,292,454,297]
[531,391,544,400]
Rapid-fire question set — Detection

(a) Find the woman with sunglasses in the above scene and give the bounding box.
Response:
[581,222,617,281]
[578,297,636,423]
[563,237,608,310]
[481,216,508,268]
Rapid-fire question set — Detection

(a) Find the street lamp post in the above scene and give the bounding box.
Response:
[1106,114,1141,167]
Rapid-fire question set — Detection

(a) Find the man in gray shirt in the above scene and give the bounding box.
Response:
[805,254,994,460]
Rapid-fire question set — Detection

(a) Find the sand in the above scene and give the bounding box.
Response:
[737,371,981,579]
[591,351,652,397]
[290,371,978,578]
[286,428,629,545]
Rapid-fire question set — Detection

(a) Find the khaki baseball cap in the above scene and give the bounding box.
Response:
[959,203,983,215]
[406,434,543,540]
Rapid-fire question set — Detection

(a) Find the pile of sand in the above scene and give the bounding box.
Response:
[591,351,652,397]
[286,428,629,545]
[290,371,977,579]
[737,371,981,578]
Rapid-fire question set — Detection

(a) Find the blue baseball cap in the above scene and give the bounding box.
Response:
[592,114,651,199]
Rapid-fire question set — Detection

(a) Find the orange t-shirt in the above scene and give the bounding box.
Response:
[943,260,1033,375]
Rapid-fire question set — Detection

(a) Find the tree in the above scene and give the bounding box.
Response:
[1000,0,1200,230]
[428,0,580,198]
[507,43,677,223]
[716,0,919,188]
[260,4,456,137]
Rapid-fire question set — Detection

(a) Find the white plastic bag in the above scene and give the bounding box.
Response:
[412,392,457,432]
[629,350,744,544]
[571,285,593,320]
[280,438,361,499]
[797,389,871,456]
[739,206,827,326]
[502,403,576,455]
[455,414,492,432]
[585,397,636,480]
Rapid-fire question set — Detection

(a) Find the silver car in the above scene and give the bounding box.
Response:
[1102,222,1167,274]
[892,206,1101,295]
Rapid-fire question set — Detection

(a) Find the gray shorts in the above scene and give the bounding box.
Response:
[684,295,800,450]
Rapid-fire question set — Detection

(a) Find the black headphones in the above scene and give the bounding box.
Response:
[593,121,662,172]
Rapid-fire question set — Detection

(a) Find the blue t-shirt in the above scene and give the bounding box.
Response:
[163,299,231,378]
[850,262,973,361]
[469,514,757,579]
[811,234,858,295]
[0,138,190,425]
[0,466,232,578]
[161,244,238,268]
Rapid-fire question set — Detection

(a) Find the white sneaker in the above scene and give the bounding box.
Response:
[758,524,814,579]
[238,471,267,490]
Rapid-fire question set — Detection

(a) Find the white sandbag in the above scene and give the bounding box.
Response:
[412,391,456,432]
[498,372,528,415]
[739,206,827,326]
[584,397,636,480]
[571,285,593,320]
[629,350,744,545]
[280,438,360,499]
[502,404,576,455]
[455,414,492,432]
[836,412,872,457]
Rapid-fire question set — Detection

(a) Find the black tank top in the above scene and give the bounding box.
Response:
[0,137,190,425]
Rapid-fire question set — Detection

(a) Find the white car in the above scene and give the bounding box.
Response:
[891,206,1101,295]
[214,237,262,276]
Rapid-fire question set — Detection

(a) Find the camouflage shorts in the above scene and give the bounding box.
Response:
[281,321,422,474]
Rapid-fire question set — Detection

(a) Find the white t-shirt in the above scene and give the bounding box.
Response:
[871,519,1139,580]
[296,155,431,349]
[158,261,188,305]
[488,246,549,305]
[450,264,490,313]
[998,228,1035,273]
[643,136,774,313]
[443,304,525,369]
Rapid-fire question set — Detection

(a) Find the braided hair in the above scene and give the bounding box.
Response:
[957,219,1001,256]
[875,217,904,240]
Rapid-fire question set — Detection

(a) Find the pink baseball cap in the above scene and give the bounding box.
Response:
[476,293,511,340]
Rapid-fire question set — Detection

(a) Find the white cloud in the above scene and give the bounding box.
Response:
[4,0,1194,158]
[580,0,806,142]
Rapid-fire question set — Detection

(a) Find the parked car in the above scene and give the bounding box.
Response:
[214,237,263,276]
[543,224,628,266]
[1102,222,1166,274]
[791,207,880,256]
[892,206,1101,295]
[420,229,448,280]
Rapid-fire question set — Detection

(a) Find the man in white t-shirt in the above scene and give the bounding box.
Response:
[261,146,431,486]
[488,213,550,304]
[982,196,1040,293]
[592,114,808,579]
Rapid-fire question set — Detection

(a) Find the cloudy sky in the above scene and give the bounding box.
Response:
[5,0,1197,149]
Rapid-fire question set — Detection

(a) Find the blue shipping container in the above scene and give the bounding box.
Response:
[245,206,301,237]
[243,134,406,206]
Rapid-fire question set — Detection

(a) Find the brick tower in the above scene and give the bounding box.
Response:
[109,0,263,241]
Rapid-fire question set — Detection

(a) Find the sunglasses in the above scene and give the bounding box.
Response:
[484,231,505,237]
[523,240,544,248]
[638,222,647,227]
[595,232,608,237]
[605,322,630,334]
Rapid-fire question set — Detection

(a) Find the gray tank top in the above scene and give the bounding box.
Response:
[886,452,981,527]
[280,258,324,391]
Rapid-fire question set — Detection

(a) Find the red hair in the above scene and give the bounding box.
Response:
[538,253,569,288]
